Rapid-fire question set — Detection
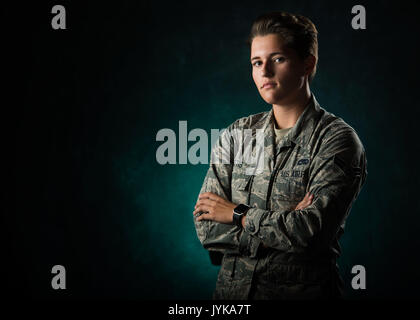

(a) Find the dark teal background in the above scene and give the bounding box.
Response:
[7,0,420,299]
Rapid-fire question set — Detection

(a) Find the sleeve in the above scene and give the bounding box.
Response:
[193,122,244,255]
[243,126,368,252]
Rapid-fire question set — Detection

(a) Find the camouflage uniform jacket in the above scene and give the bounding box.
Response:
[193,94,368,299]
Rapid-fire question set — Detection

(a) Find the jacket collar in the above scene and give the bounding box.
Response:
[260,93,323,159]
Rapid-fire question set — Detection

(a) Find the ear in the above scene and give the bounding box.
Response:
[304,55,316,76]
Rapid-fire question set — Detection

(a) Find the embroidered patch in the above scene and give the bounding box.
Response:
[297,158,309,165]
[280,170,306,178]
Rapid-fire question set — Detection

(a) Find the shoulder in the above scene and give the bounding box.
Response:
[321,108,364,147]
[316,108,366,161]
[212,111,268,152]
[311,109,367,182]
[227,110,270,131]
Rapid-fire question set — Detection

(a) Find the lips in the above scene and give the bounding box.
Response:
[262,82,276,89]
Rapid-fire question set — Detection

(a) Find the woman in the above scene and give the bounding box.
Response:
[193,11,367,300]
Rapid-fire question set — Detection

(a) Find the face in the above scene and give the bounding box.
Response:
[251,34,312,105]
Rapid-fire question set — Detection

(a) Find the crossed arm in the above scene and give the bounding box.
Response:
[193,125,366,254]
[193,192,314,226]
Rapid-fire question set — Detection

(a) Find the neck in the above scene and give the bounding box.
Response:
[272,84,311,129]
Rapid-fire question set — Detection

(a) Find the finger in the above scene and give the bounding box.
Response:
[196,212,213,221]
[195,199,215,209]
[295,192,314,210]
[299,194,309,205]
[193,204,212,215]
[302,194,315,209]
[199,192,220,201]
[308,194,314,203]
[302,197,312,207]
[296,199,307,210]
[193,204,209,215]
[296,195,313,211]
[303,193,313,203]
[199,192,215,199]
[194,200,204,210]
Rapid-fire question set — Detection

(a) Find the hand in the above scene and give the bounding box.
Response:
[295,192,314,210]
[193,192,237,224]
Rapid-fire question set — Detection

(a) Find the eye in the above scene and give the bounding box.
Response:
[274,57,285,63]
[252,61,262,67]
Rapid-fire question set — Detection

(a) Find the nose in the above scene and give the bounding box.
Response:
[261,61,274,77]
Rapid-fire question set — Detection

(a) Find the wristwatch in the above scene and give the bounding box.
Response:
[233,204,251,227]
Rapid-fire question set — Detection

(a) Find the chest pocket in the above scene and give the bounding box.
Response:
[273,158,310,202]
[231,164,254,205]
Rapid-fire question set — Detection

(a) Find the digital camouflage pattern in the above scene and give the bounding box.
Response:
[193,94,367,299]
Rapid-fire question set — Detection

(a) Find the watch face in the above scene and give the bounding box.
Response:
[234,204,249,215]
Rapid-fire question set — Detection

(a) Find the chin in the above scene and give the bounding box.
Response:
[262,92,283,105]
[262,97,276,105]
